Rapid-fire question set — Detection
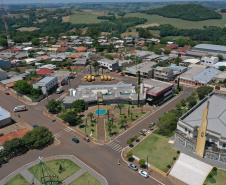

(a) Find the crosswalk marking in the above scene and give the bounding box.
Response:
[64,127,73,132]
[116,147,122,152]
[106,141,123,153]
[33,105,44,111]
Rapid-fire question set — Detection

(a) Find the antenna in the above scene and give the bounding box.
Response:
[1,0,12,55]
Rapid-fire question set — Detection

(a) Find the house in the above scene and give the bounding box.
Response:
[201,56,219,66]
[213,71,226,83]
[154,67,174,82]
[0,58,11,68]
[167,64,187,73]
[135,50,153,60]
[213,62,226,69]
[57,47,69,53]
[25,69,37,74]
[97,58,120,72]
[76,47,87,52]
[36,69,54,76]
[73,58,88,66]
[0,69,7,80]
[36,55,51,62]
[25,58,37,65]
[48,48,58,53]
[88,48,96,53]
[69,53,83,59]
[33,76,58,94]
[39,64,56,70]
[162,44,178,51]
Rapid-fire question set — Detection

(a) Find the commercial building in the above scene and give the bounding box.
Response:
[212,72,226,83]
[33,77,58,94]
[97,58,120,72]
[143,79,174,106]
[125,61,156,78]
[0,69,7,80]
[213,62,226,69]
[167,64,187,73]
[174,92,226,163]
[154,67,174,82]
[0,106,11,127]
[62,84,145,108]
[201,56,219,66]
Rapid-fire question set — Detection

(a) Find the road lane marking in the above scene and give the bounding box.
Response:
[113,145,121,150]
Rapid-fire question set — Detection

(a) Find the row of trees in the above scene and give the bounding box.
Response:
[0,127,52,166]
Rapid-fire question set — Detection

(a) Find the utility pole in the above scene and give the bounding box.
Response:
[90,64,92,75]
[85,116,87,136]
[147,155,149,173]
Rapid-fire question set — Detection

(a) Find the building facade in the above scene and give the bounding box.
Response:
[154,67,174,82]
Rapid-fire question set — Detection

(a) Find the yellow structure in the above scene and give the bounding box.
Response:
[101,76,104,81]
[92,76,95,81]
[84,76,87,81]
[195,101,209,158]
[108,76,111,81]
[88,75,92,82]
[104,75,108,81]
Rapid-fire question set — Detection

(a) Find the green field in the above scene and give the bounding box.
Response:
[204,168,226,185]
[69,172,100,185]
[28,159,80,181]
[5,174,30,185]
[125,13,226,29]
[131,134,178,172]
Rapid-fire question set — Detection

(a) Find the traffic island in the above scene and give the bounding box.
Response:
[204,167,226,185]
[69,172,101,185]
[5,174,29,185]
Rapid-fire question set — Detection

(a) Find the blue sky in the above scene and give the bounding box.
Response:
[4,0,215,4]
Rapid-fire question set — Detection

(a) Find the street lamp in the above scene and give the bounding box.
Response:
[85,116,87,136]
[63,160,64,170]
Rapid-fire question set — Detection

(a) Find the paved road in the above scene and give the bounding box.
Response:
[0,71,195,185]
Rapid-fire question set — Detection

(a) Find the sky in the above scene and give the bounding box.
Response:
[3,0,217,5]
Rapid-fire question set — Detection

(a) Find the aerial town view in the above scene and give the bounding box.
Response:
[0,0,226,184]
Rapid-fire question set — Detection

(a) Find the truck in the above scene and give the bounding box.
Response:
[14,105,26,112]
[56,86,64,94]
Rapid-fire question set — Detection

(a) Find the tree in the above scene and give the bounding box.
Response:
[218,66,226,71]
[92,61,99,68]
[105,55,114,60]
[140,104,144,113]
[134,134,138,141]
[175,103,182,109]
[62,111,82,126]
[138,28,152,39]
[196,86,213,100]
[186,95,197,108]
[130,112,134,121]
[127,139,133,146]
[217,54,223,61]
[116,98,124,115]
[139,159,146,168]
[14,80,32,95]
[59,164,63,173]
[106,119,116,137]
[88,112,94,122]
[72,99,86,113]
[106,109,110,121]
[0,38,7,47]
[22,127,53,149]
[126,151,133,161]
[31,38,39,46]
[46,99,62,113]
[14,67,21,73]
[86,26,100,38]
[164,49,171,55]
[153,48,162,55]
[180,99,186,106]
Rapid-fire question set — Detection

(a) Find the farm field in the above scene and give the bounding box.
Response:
[125,13,226,29]
[17,27,40,31]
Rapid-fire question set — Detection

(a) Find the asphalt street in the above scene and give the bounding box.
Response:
[0,69,195,185]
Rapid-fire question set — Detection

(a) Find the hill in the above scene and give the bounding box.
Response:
[141,4,222,21]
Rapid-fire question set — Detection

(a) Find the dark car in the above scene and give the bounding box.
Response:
[83,137,90,142]
[130,138,135,142]
[72,138,79,143]
[5,92,9,95]
[33,125,38,128]
[128,163,138,171]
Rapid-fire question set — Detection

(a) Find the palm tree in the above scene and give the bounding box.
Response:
[106,109,110,121]
[140,104,144,113]
[130,112,133,121]
[128,105,130,115]
[88,112,94,122]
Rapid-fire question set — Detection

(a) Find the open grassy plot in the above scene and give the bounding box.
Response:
[69,172,100,185]
[5,174,30,185]
[28,159,80,181]
[105,119,123,139]
[153,128,174,138]
[114,112,147,123]
[125,13,226,29]
[204,168,226,185]
[131,134,178,172]
[78,120,97,139]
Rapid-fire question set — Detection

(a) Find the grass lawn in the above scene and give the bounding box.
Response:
[204,168,226,185]
[153,128,175,138]
[114,104,141,110]
[131,134,178,172]
[78,120,97,139]
[69,172,100,185]
[105,119,124,139]
[114,112,147,123]
[28,159,80,181]
[5,174,30,185]
[125,13,226,29]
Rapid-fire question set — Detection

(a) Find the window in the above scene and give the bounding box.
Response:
[223,143,226,148]
[185,128,187,132]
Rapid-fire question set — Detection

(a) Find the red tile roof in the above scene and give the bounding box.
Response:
[0,128,30,145]
[69,53,82,58]
[76,47,87,52]
[163,44,178,51]
[176,46,191,53]
[37,55,50,60]
[36,69,54,75]
[57,47,68,52]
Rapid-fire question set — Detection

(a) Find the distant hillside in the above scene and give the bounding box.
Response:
[141,4,222,21]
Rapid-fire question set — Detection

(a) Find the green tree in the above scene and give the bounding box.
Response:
[116,98,124,115]
[0,38,7,47]
[180,99,186,106]
[140,104,144,113]
[72,99,86,113]
[126,151,133,160]
[138,28,152,38]
[164,49,171,55]
[218,66,226,71]
[186,95,197,107]
[88,112,94,122]
[105,55,114,60]
[46,99,62,113]
[22,127,53,149]
[31,38,39,46]
[62,111,82,126]
[86,26,100,38]
[30,88,42,99]
[14,67,21,73]
[175,103,182,109]
[217,54,223,61]
[14,80,32,95]
[153,48,162,55]
[134,134,138,141]
[139,159,146,168]
[59,164,63,173]
[127,139,133,146]
[196,86,213,100]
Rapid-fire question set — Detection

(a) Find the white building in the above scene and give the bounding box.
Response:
[0,106,11,127]
[0,69,7,80]
[201,56,219,66]
[33,77,58,94]
[97,58,120,71]
[39,64,56,70]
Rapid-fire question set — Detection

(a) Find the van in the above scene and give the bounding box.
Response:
[14,105,26,112]
[56,86,64,94]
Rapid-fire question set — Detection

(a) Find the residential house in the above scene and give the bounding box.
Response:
[201,56,219,66]
[73,58,88,66]
[0,69,7,80]
[36,69,54,76]
[0,58,11,68]
[57,47,69,53]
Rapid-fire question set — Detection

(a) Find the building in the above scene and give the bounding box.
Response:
[134,50,153,60]
[154,67,174,82]
[182,58,200,65]
[167,64,187,73]
[125,61,156,78]
[0,58,11,68]
[62,84,145,108]
[0,106,11,127]
[162,44,178,51]
[201,56,219,66]
[36,55,51,62]
[174,92,226,162]
[25,58,37,65]
[213,62,226,69]
[76,47,87,52]
[143,79,174,105]
[73,58,88,66]
[97,58,120,72]
[0,69,7,80]
[39,64,56,70]
[36,69,54,76]
[33,77,58,94]
[212,71,226,83]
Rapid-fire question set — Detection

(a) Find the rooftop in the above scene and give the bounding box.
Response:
[179,67,205,80]
[192,68,220,84]
[36,69,54,75]
[38,77,56,83]
[194,44,226,52]
[126,61,156,73]
[0,106,10,121]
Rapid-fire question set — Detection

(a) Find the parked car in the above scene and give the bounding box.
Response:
[111,77,115,80]
[138,170,149,178]
[5,92,9,95]
[130,137,135,142]
[72,138,79,143]
[150,122,155,126]
[33,125,38,128]
[83,137,90,142]
[139,129,147,135]
[128,163,138,171]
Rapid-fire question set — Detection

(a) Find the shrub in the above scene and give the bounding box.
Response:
[213,167,217,171]
[174,89,179,94]
[132,106,134,108]
[173,157,177,160]
[91,123,94,127]
[126,151,133,160]
[91,129,95,132]
[136,115,138,117]
[139,159,146,168]
[177,151,180,154]
[167,165,171,169]
[124,116,127,118]
[208,174,213,178]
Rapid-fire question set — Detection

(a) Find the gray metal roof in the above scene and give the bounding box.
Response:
[0,106,10,121]
[194,44,226,52]
[192,68,220,84]
[167,64,187,72]
[179,67,204,80]
[38,77,56,83]
[182,94,226,138]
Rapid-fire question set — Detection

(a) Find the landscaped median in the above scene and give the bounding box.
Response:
[5,174,29,185]
[77,120,98,139]
[204,167,226,185]
[129,133,179,174]
[69,172,100,185]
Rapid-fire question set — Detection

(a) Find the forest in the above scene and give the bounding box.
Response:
[141,4,222,21]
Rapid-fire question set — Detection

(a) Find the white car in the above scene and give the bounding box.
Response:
[138,170,149,178]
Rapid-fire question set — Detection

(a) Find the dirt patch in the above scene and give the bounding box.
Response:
[138,23,160,28]
[121,31,138,38]
[62,16,70,22]
[33,18,46,23]
[17,27,40,32]
[0,121,32,135]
